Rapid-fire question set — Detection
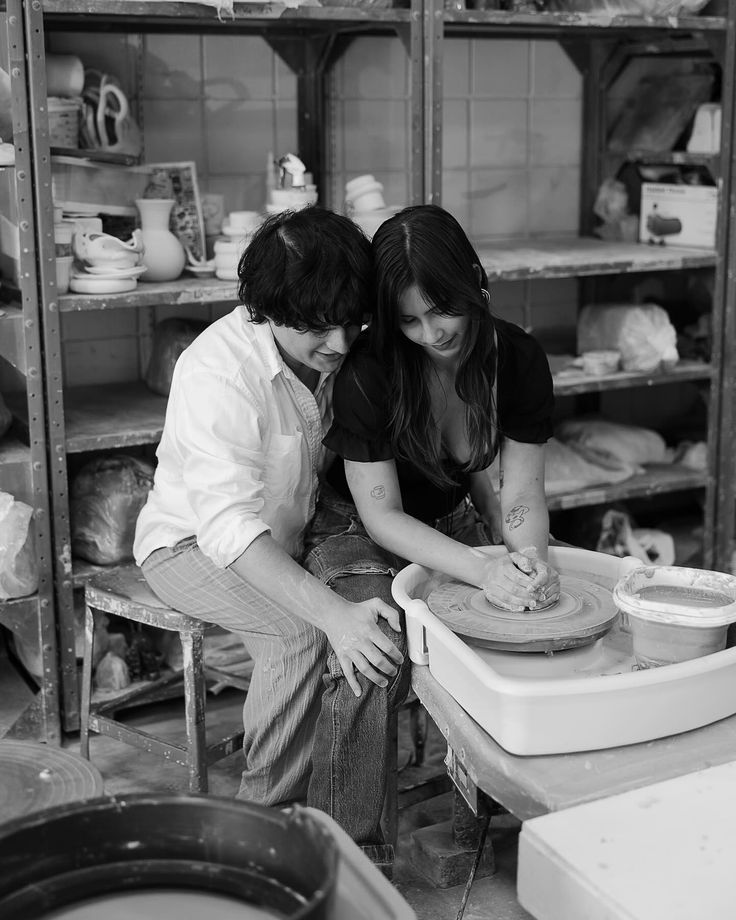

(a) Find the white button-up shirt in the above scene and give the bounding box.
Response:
[134,306,335,569]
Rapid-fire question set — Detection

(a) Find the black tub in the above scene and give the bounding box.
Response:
[0,794,338,919]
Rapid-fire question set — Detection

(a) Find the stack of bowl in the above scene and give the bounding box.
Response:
[214,211,263,281]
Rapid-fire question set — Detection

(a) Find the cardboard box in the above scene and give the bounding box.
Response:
[639,182,718,250]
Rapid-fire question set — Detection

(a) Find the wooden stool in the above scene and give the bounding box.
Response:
[80,563,248,793]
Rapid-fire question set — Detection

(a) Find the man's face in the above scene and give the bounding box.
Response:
[270,321,362,376]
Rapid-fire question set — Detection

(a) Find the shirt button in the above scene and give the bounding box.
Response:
[295,425,302,432]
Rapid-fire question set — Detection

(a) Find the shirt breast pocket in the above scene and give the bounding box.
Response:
[263,432,304,501]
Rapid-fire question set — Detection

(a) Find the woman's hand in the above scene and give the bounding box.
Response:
[513,546,561,609]
[478,545,560,611]
[324,599,404,697]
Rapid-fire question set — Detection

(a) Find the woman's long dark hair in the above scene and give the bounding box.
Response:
[370,204,498,488]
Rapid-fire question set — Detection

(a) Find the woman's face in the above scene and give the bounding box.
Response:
[397,284,469,360]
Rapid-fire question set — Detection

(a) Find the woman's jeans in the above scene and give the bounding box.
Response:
[301,483,492,848]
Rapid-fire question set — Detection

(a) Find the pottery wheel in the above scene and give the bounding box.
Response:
[427,575,618,652]
[0,740,104,823]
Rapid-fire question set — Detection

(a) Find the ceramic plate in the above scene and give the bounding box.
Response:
[185,265,216,278]
[69,275,138,294]
[82,265,147,278]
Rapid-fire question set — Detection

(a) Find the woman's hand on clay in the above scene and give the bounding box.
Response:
[516,548,561,609]
[325,600,403,698]
[479,546,560,611]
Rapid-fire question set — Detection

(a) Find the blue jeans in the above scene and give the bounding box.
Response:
[302,483,492,848]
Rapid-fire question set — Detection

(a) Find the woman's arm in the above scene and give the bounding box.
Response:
[496,439,550,560]
[345,458,541,608]
[492,438,560,603]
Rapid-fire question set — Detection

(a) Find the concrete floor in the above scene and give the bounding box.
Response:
[0,651,533,920]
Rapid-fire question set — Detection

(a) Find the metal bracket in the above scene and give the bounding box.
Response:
[445,744,479,816]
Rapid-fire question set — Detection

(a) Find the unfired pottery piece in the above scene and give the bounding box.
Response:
[426,575,618,652]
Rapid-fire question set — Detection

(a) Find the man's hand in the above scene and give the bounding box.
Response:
[324,599,403,697]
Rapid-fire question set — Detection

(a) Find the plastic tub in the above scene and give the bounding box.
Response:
[0,795,338,919]
[393,546,736,754]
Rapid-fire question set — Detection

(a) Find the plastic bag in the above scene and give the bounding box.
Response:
[71,455,154,564]
[144,317,207,397]
[556,418,671,467]
[0,491,38,599]
[577,303,679,373]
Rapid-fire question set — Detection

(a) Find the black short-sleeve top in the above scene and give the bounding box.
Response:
[324,317,554,523]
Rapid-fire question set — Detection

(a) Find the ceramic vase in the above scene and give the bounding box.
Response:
[135,198,185,283]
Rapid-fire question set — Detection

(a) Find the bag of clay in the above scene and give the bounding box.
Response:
[71,455,154,564]
[577,303,679,373]
[0,491,38,599]
[144,317,207,396]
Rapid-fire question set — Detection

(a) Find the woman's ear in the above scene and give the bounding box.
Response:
[473,263,483,288]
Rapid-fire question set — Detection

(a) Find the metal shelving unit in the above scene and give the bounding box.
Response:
[23,0,426,733]
[16,0,736,734]
[425,0,735,571]
[0,0,61,743]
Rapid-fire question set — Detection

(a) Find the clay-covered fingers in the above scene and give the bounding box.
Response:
[533,563,561,605]
[480,554,538,610]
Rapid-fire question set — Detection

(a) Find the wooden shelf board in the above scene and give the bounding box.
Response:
[547,464,706,512]
[553,359,712,396]
[54,242,718,311]
[59,277,239,313]
[444,11,725,32]
[476,238,716,281]
[64,382,168,452]
[41,1,413,27]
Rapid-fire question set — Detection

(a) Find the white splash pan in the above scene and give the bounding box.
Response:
[392,546,736,755]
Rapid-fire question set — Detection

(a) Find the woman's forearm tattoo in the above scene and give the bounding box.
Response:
[370,484,386,501]
[505,504,529,530]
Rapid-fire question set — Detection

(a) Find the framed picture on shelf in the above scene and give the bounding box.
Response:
[141,160,207,263]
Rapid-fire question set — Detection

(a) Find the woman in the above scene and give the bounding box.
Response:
[305,203,559,613]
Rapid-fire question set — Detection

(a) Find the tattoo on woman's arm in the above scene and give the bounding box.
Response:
[505,504,529,530]
[370,485,386,501]
[499,468,504,489]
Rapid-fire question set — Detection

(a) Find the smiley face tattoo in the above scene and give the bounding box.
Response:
[505,504,529,530]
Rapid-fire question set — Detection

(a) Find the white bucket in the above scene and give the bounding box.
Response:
[613,565,736,669]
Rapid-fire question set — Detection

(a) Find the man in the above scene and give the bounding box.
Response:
[134,207,406,864]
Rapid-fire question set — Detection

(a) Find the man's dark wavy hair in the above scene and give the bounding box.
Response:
[238,206,373,332]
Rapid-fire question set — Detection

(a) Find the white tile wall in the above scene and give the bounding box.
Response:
[34,30,584,387]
